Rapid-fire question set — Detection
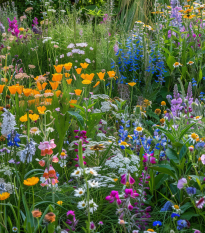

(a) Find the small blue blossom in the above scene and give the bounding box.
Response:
[153,221,162,227]
[171,213,180,218]
[186,187,196,195]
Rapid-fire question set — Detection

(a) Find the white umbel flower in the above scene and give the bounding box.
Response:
[1,109,17,137]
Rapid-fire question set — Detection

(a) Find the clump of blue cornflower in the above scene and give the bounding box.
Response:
[192,78,197,87]
[171,213,180,218]
[177,219,189,230]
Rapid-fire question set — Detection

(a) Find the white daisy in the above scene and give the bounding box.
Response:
[189,133,199,144]
[88,180,99,188]
[85,168,98,176]
[89,199,98,213]
[118,219,128,225]
[194,116,202,120]
[135,126,143,132]
[71,167,82,177]
[77,200,87,209]
[74,188,85,197]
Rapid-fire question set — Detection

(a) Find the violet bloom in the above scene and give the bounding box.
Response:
[121,174,126,185]
[128,204,134,211]
[67,210,76,221]
[98,221,103,225]
[194,230,201,233]
[90,221,96,230]
[177,178,187,189]
[105,190,120,203]
[32,17,38,27]
[124,189,139,198]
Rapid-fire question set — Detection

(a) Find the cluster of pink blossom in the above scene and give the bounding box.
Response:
[7,17,22,39]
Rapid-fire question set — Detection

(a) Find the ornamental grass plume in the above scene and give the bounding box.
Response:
[24,177,39,186]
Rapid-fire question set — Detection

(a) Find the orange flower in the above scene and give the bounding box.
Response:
[0,85,5,94]
[69,100,77,108]
[0,192,10,201]
[45,89,52,93]
[24,177,39,186]
[32,90,40,96]
[8,86,17,95]
[161,101,166,106]
[82,80,91,84]
[81,73,94,81]
[45,98,52,104]
[20,114,28,122]
[107,71,116,78]
[93,81,100,88]
[44,212,56,222]
[23,88,32,97]
[160,118,165,124]
[76,68,82,74]
[80,62,89,69]
[97,72,105,80]
[66,79,72,85]
[15,85,23,95]
[49,81,59,90]
[74,89,82,96]
[37,82,47,91]
[54,90,61,97]
[64,62,72,71]
[155,109,161,115]
[29,114,39,121]
[32,209,42,218]
[54,65,63,73]
[52,73,63,82]
[37,106,46,114]
[127,82,136,86]
[64,73,71,78]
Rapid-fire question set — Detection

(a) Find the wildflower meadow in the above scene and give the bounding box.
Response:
[0,0,205,232]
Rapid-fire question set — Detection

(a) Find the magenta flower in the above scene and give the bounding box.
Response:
[143,153,156,164]
[98,221,103,225]
[105,190,120,203]
[67,210,76,221]
[177,178,187,189]
[124,189,139,198]
[128,204,133,211]
[196,197,205,209]
[129,174,135,185]
[90,221,96,230]
[121,174,126,185]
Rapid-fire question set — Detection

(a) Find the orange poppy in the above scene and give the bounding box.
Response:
[97,72,105,80]
[45,98,52,104]
[49,82,59,90]
[64,63,72,71]
[80,62,89,69]
[64,73,70,78]
[76,68,82,74]
[74,89,82,96]
[54,65,63,73]
[37,82,47,91]
[69,100,77,108]
[0,85,5,94]
[8,86,17,95]
[37,106,46,114]
[15,85,23,94]
[82,80,91,84]
[52,73,63,82]
[54,90,61,97]
[93,81,100,88]
[81,73,94,81]
[23,88,32,97]
[32,90,40,96]
[66,79,72,84]
[45,89,52,93]
[107,71,116,78]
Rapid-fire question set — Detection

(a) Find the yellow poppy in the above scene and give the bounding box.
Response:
[64,73,70,78]
[82,80,91,84]
[20,114,28,122]
[54,65,63,73]
[66,79,72,85]
[37,106,46,114]
[107,71,116,78]
[57,201,63,205]
[24,177,39,186]
[74,89,82,96]
[97,72,105,80]
[29,114,39,121]
[80,62,89,69]
[49,81,59,90]
[64,63,72,71]
[127,82,136,86]
[69,100,77,108]
[52,73,63,82]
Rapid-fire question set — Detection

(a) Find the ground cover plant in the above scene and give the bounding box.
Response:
[0,0,205,232]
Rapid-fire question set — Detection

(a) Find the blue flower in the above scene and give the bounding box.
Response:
[7,131,20,147]
[160,201,172,211]
[153,221,162,227]
[171,213,180,218]
[186,187,196,195]
[177,220,187,230]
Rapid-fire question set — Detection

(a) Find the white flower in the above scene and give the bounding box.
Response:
[77,50,85,55]
[90,47,94,50]
[89,199,98,213]
[71,167,82,177]
[67,52,72,57]
[85,58,91,63]
[30,127,40,135]
[59,160,66,167]
[74,188,85,197]
[77,200,87,209]
[188,133,199,144]
[67,43,75,49]
[118,219,128,224]
[88,180,99,188]
[144,231,156,233]
[85,168,98,176]
[76,42,88,47]
[1,109,17,137]
[194,116,202,120]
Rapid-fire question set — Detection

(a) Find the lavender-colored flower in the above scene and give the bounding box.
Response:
[194,230,201,233]
[186,187,196,195]
[98,221,103,225]
[177,178,187,189]
[18,139,37,163]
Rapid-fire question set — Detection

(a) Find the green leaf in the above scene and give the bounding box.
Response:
[149,165,177,180]
[180,202,193,213]
[67,111,84,129]
[48,223,55,233]
[166,56,176,72]
[24,169,44,179]
[179,144,187,161]
[198,68,203,83]
[178,123,195,141]
[181,211,199,220]
[156,126,176,143]
[166,148,179,162]
[155,174,169,189]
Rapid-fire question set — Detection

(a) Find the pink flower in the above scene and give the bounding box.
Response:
[129,174,135,185]
[201,154,205,164]
[128,204,133,211]
[196,197,205,209]
[177,178,187,189]
[121,174,126,185]
[105,190,120,203]
[38,139,56,156]
[143,153,156,164]
[39,160,45,167]
[52,156,59,163]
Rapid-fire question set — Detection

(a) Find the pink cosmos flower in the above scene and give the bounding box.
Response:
[177,178,187,189]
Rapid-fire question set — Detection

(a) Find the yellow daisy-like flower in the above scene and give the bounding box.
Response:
[173,62,182,68]
[127,135,133,139]
[127,82,136,87]
[57,201,63,205]
[161,101,166,106]
[29,114,39,121]
[174,205,179,209]
[113,179,118,182]
[20,114,28,122]
[24,177,39,186]
[0,192,10,201]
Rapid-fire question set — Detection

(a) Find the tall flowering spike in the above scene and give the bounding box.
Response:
[187,82,192,100]
[173,84,179,99]
[18,138,37,163]
[78,139,84,168]
[1,109,17,137]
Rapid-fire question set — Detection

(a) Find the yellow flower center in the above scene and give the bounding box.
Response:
[76,171,80,175]
[79,191,83,194]
[191,133,198,140]
[174,205,179,209]
[136,127,142,131]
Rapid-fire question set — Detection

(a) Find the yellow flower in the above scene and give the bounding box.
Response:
[24,177,39,186]
[155,109,161,115]
[80,62,89,69]
[147,230,155,232]
[52,73,63,82]
[23,88,32,97]
[49,81,59,90]
[0,85,5,94]
[74,89,82,96]
[37,106,46,114]
[64,73,71,78]
[82,80,91,85]
[20,114,28,122]
[64,62,72,71]
[113,179,118,182]
[97,72,105,80]
[160,118,165,124]
[66,79,72,85]
[76,68,82,74]
[19,27,24,31]
[69,100,77,108]
[164,110,167,114]
[161,101,166,106]
[135,126,143,132]
[29,114,39,121]
[127,82,136,86]
[174,205,179,209]
[57,201,63,205]
[173,62,182,68]
[0,192,10,201]
[127,135,133,139]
